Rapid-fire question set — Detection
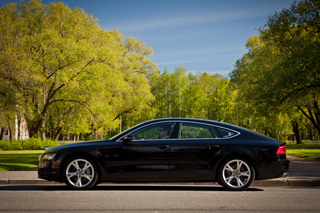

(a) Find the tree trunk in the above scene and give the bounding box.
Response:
[0,127,4,140]
[17,117,21,139]
[291,120,302,144]
[298,100,320,140]
[41,113,47,141]
[52,127,62,141]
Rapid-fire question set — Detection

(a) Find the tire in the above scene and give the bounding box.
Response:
[217,157,255,191]
[63,155,99,190]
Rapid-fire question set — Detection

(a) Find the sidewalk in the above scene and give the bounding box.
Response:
[0,156,319,187]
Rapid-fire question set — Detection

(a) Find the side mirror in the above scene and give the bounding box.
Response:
[123,134,133,144]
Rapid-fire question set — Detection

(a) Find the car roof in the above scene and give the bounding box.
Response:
[143,118,234,128]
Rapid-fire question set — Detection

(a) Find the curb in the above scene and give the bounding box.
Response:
[0,179,56,184]
[1,178,320,187]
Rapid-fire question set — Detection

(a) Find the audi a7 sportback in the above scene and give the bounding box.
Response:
[38,118,290,191]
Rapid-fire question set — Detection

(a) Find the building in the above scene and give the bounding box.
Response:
[0,116,29,140]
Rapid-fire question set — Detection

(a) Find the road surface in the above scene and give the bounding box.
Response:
[0,184,319,212]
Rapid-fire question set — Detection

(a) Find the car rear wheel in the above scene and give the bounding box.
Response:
[63,156,99,190]
[218,157,255,191]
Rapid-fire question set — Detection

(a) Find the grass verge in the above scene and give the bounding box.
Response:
[286,142,320,161]
[0,150,44,171]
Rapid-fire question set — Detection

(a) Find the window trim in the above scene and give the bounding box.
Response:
[116,120,241,142]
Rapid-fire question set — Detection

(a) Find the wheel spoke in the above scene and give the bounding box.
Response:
[67,172,77,178]
[240,171,250,177]
[72,161,81,170]
[237,160,243,170]
[83,174,93,181]
[76,176,82,187]
[226,175,234,183]
[226,164,234,172]
[83,162,91,171]
[236,177,244,187]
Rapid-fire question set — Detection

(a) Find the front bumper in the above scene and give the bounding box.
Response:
[38,155,62,182]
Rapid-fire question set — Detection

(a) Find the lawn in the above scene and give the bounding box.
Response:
[0,150,44,171]
[286,142,320,161]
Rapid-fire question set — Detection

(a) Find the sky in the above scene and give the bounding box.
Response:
[1,0,296,77]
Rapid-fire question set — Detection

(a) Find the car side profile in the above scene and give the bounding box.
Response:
[38,118,290,191]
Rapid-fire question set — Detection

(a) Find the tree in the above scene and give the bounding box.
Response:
[151,67,238,124]
[183,72,209,119]
[0,0,155,139]
[260,0,320,136]
[230,35,304,142]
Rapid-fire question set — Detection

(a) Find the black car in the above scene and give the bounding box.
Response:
[38,118,290,191]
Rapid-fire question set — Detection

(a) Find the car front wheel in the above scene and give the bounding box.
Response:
[63,156,99,190]
[218,157,255,191]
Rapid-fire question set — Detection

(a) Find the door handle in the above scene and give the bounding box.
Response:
[208,145,219,149]
[157,145,170,149]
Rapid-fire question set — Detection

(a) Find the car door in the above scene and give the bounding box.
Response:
[170,122,223,178]
[109,122,175,180]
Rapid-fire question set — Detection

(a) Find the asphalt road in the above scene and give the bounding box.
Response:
[0,184,319,212]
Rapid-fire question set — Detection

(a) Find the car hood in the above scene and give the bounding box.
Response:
[47,140,113,152]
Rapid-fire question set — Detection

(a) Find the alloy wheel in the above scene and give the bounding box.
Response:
[221,159,252,189]
[65,159,95,188]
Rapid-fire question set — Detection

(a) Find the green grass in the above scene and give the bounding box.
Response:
[0,150,44,171]
[286,142,320,161]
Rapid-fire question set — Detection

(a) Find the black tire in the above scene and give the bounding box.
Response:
[217,157,255,191]
[63,155,99,190]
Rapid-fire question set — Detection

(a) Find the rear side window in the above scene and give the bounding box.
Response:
[215,127,238,138]
[179,122,218,139]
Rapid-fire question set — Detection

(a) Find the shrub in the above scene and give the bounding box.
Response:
[0,138,61,150]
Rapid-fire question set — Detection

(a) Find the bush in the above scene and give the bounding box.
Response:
[0,138,61,150]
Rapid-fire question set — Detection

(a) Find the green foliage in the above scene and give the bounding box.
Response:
[0,138,60,150]
[149,66,240,127]
[0,0,155,140]
[229,0,320,141]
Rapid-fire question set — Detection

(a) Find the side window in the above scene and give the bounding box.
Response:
[216,127,237,138]
[179,123,217,139]
[130,122,175,140]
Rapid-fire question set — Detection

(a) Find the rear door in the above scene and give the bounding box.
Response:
[170,122,223,178]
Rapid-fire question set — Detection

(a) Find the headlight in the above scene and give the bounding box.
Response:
[42,153,57,161]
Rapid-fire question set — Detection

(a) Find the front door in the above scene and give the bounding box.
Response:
[109,122,175,180]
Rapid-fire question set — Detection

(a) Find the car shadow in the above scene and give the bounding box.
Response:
[0,184,264,192]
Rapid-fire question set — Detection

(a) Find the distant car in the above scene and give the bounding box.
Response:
[38,118,290,191]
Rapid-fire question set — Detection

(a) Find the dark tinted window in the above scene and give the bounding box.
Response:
[130,122,175,140]
[179,123,217,139]
[216,127,238,138]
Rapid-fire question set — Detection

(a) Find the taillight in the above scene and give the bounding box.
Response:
[276,145,286,155]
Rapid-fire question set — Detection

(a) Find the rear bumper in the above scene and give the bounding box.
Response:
[256,158,290,180]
